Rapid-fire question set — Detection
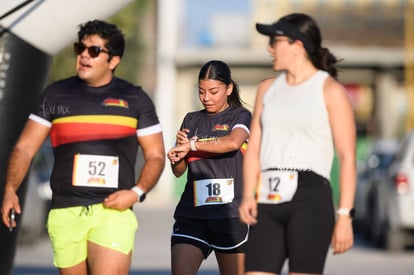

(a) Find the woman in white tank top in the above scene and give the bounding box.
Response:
[239,13,356,275]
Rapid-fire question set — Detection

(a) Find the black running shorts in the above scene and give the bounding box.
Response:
[245,170,335,274]
[171,217,249,258]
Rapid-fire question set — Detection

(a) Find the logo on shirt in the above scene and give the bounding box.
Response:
[212,124,229,131]
[102,98,129,109]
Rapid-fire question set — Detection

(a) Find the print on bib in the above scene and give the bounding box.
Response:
[193,178,234,207]
[72,154,119,188]
[256,170,298,204]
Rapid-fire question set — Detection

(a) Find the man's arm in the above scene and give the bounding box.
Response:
[103,131,165,209]
[134,132,166,193]
[1,120,50,228]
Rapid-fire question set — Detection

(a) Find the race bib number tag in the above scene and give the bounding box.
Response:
[72,154,119,188]
[194,178,234,207]
[256,170,298,204]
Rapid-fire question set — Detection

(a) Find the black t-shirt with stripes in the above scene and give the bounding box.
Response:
[30,76,161,208]
[174,106,251,219]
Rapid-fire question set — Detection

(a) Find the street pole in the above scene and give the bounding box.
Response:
[405,0,414,131]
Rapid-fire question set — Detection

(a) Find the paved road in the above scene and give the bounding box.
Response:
[12,200,414,275]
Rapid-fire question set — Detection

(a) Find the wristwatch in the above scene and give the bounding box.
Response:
[131,186,146,203]
[190,137,198,151]
[336,208,355,218]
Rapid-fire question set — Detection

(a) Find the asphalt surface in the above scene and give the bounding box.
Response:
[12,199,414,275]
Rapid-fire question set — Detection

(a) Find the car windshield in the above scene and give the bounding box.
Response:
[377,153,395,169]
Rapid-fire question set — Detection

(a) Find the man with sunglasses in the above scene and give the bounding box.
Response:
[1,20,165,275]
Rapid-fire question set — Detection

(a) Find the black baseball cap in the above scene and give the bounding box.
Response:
[256,19,316,54]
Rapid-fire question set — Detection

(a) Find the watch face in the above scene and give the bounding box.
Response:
[139,193,146,202]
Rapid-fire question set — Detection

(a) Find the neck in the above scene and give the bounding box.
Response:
[85,75,114,88]
[285,61,317,86]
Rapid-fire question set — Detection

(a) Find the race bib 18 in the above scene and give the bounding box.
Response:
[193,178,234,207]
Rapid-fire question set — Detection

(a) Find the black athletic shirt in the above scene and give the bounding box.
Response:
[174,106,251,219]
[29,76,161,209]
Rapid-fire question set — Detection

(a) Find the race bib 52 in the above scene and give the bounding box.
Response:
[72,154,119,188]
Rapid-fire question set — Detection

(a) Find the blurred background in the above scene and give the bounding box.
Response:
[46,0,409,200]
[1,0,414,273]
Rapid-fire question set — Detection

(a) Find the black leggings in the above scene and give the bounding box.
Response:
[245,171,335,274]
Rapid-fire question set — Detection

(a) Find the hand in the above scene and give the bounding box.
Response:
[331,215,354,254]
[167,144,190,165]
[238,196,258,225]
[1,191,21,230]
[175,128,190,146]
[103,190,137,210]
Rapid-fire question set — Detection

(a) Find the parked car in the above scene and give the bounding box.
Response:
[354,138,399,240]
[370,131,414,251]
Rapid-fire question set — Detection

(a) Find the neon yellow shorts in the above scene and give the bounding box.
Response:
[46,203,138,268]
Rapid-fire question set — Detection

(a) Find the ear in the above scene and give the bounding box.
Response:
[109,56,121,70]
[226,83,233,96]
[294,40,307,55]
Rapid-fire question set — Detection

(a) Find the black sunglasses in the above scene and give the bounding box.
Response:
[268,36,293,46]
[73,42,109,58]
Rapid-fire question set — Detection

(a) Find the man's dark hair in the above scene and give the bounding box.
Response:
[77,19,125,59]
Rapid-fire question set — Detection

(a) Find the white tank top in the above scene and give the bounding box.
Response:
[260,70,333,180]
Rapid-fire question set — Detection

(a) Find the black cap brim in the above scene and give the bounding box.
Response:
[255,20,316,54]
[256,23,279,36]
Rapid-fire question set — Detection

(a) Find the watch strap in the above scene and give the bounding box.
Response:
[336,208,355,218]
[131,186,145,202]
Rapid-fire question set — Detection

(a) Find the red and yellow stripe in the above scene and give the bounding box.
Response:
[50,115,137,147]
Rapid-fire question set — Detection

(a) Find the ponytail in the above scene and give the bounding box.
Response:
[310,47,342,79]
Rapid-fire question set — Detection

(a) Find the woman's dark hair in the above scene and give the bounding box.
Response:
[282,13,341,78]
[78,19,125,59]
[198,60,245,108]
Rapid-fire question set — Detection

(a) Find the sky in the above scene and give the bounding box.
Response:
[183,0,250,48]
